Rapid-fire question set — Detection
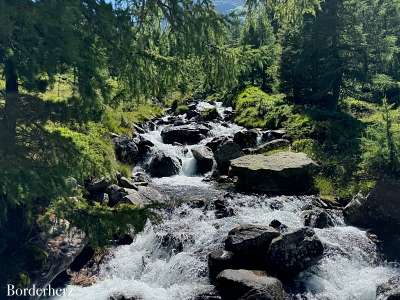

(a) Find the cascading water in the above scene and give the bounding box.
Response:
[56,102,400,300]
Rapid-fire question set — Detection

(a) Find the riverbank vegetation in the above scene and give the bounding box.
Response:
[1,0,400,290]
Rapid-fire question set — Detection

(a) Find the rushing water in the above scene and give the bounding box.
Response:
[57,102,400,300]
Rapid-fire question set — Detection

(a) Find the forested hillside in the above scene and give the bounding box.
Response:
[1,0,400,299]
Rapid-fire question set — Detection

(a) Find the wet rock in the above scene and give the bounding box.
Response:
[230,152,318,194]
[85,177,111,194]
[32,217,86,290]
[136,135,154,156]
[214,199,234,219]
[148,151,181,177]
[159,233,184,254]
[233,130,258,149]
[106,184,128,207]
[186,108,201,119]
[137,185,167,204]
[215,269,284,300]
[188,199,206,208]
[133,124,145,134]
[132,172,151,183]
[206,136,231,152]
[344,180,400,233]
[261,130,287,143]
[92,192,109,205]
[377,276,400,300]
[69,246,95,272]
[208,250,237,283]
[113,136,139,164]
[223,109,235,122]
[224,225,280,258]
[192,146,215,174]
[117,176,138,190]
[201,107,221,121]
[215,140,242,174]
[116,234,134,245]
[269,220,288,233]
[243,139,290,155]
[302,208,334,229]
[266,227,324,278]
[161,124,210,145]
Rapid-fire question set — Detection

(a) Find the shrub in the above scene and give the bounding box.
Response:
[233,86,289,128]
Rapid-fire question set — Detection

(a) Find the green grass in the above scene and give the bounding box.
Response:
[233,86,288,128]
[230,86,397,201]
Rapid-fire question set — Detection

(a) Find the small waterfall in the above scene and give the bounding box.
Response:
[56,101,400,300]
[180,148,197,176]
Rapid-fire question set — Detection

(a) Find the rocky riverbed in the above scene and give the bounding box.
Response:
[53,100,400,300]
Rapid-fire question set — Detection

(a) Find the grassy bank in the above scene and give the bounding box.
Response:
[230,86,399,202]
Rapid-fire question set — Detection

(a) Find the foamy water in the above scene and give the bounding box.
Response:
[56,102,400,300]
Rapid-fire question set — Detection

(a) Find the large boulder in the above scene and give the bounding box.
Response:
[161,124,210,145]
[230,152,318,194]
[216,269,284,300]
[208,250,237,283]
[113,136,139,164]
[301,208,334,229]
[225,225,280,259]
[201,107,221,121]
[233,130,258,149]
[206,136,231,152]
[266,227,324,278]
[261,130,287,143]
[215,140,242,174]
[148,152,181,177]
[192,146,215,174]
[377,276,400,300]
[343,180,400,232]
[31,216,86,290]
[116,185,166,208]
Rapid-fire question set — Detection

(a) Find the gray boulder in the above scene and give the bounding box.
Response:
[261,130,287,142]
[216,269,284,300]
[230,152,318,194]
[120,186,166,208]
[225,225,280,257]
[32,216,86,291]
[85,177,111,194]
[234,130,258,149]
[215,140,242,174]
[117,176,138,190]
[344,180,400,232]
[106,184,129,207]
[148,152,181,177]
[161,124,210,145]
[302,208,334,229]
[113,136,139,164]
[206,136,231,152]
[208,249,237,282]
[192,146,215,174]
[266,227,324,278]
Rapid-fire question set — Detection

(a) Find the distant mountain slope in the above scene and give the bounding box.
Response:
[214,0,244,13]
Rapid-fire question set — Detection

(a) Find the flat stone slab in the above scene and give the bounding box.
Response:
[230,152,318,194]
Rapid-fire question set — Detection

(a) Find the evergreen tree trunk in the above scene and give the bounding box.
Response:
[3,60,18,149]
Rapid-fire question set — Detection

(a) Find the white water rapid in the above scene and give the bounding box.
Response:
[56,102,400,300]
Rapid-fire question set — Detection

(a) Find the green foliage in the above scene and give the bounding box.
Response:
[233,86,289,128]
[360,99,400,177]
[176,105,189,115]
[43,197,150,247]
